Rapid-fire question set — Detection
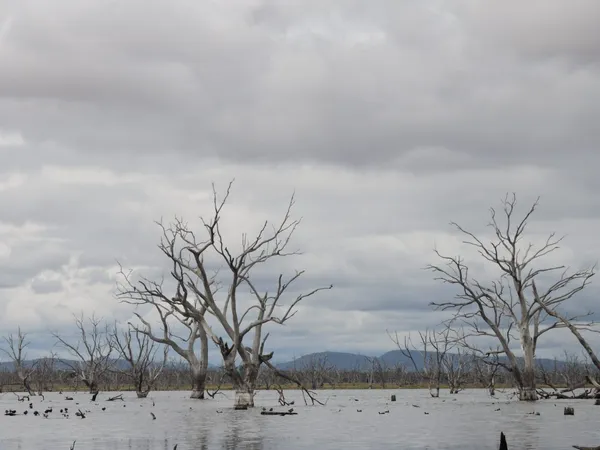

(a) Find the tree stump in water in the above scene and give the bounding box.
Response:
[499,432,508,450]
[234,391,254,408]
[594,399,600,406]
[137,391,149,398]
[564,407,575,415]
[391,395,396,402]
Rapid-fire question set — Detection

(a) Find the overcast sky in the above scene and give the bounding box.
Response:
[1,0,600,364]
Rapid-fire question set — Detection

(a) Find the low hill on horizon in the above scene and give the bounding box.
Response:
[274,350,569,372]
[0,351,570,373]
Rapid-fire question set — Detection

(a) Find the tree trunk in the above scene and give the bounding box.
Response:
[87,379,99,395]
[519,386,537,401]
[518,328,538,401]
[233,363,259,408]
[136,391,149,398]
[235,386,254,408]
[489,375,496,396]
[190,368,206,399]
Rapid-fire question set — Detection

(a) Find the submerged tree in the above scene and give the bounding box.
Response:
[428,195,594,401]
[0,328,37,395]
[184,183,332,407]
[126,182,332,407]
[532,285,600,396]
[389,329,448,397]
[33,352,57,394]
[111,324,168,398]
[53,314,114,394]
[118,267,210,400]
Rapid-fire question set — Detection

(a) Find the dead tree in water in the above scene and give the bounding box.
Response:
[389,329,447,397]
[118,259,210,400]
[53,314,114,394]
[0,328,37,395]
[472,350,501,396]
[263,360,326,406]
[33,353,57,394]
[532,285,600,398]
[428,194,594,401]
[111,325,168,398]
[440,331,470,394]
[301,354,335,390]
[146,182,331,408]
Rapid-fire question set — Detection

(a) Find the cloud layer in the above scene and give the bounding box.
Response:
[1,0,599,363]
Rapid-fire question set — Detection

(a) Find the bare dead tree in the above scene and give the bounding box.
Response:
[117,230,212,399]
[118,251,210,400]
[274,384,294,406]
[437,326,470,394]
[389,329,448,397]
[428,194,595,401]
[471,350,501,396]
[532,284,600,398]
[33,352,57,394]
[0,328,37,395]
[301,354,335,390]
[391,362,409,387]
[536,352,594,399]
[131,307,207,399]
[52,314,114,394]
[111,324,168,398]
[149,182,332,407]
[257,366,277,389]
[263,360,326,406]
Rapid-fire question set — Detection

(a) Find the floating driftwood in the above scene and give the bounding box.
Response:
[107,394,124,402]
[565,407,575,415]
[260,411,298,416]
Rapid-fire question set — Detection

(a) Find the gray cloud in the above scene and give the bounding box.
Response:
[0,0,599,361]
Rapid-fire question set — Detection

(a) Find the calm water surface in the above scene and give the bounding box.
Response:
[1,389,599,449]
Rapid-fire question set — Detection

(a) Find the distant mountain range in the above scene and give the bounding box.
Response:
[0,351,570,373]
[273,350,570,372]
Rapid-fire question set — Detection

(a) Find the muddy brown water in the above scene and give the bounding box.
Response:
[1,389,599,449]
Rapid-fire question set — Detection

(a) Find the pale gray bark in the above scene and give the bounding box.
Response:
[128,305,209,400]
[145,181,332,407]
[428,195,594,401]
[117,246,210,400]
[0,328,36,395]
[53,314,114,394]
[111,325,168,397]
[389,328,448,397]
